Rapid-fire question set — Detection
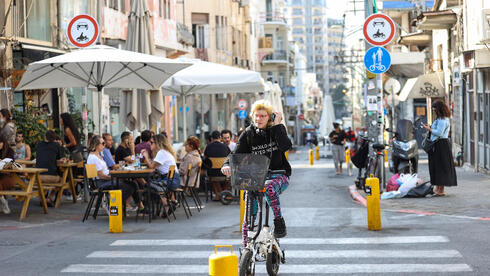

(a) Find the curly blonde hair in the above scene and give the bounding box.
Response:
[252,102,274,128]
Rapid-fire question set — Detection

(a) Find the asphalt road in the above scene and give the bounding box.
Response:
[0,146,489,275]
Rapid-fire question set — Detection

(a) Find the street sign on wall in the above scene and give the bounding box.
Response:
[364,47,391,74]
[363,13,396,46]
[67,14,99,48]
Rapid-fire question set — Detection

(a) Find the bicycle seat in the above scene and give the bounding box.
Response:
[372,143,385,151]
[269,170,287,175]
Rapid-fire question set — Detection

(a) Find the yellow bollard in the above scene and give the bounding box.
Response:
[315,146,320,160]
[309,149,314,165]
[109,190,123,233]
[239,190,245,232]
[209,245,238,276]
[345,149,351,164]
[384,149,388,163]
[285,150,289,160]
[365,175,381,231]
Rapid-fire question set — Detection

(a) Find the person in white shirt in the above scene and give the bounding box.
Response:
[87,135,137,208]
[221,129,236,151]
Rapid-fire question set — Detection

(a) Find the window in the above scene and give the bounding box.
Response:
[192,13,209,48]
[13,0,51,42]
[292,8,302,15]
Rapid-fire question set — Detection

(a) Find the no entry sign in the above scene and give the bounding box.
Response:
[67,14,99,48]
[363,13,395,46]
[237,99,248,110]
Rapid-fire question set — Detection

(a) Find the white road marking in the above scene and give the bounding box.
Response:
[87,249,462,259]
[110,236,449,246]
[61,263,472,274]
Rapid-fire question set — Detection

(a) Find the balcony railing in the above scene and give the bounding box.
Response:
[260,11,287,24]
[264,50,287,61]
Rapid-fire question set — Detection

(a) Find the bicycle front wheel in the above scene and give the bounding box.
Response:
[266,246,281,276]
[239,249,255,276]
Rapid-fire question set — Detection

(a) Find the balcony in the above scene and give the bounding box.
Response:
[259,11,287,25]
[263,50,288,63]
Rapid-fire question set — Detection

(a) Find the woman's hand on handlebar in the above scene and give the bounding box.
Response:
[221,166,231,177]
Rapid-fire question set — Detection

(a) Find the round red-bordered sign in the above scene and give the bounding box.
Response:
[363,13,395,46]
[237,99,248,110]
[67,14,99,48]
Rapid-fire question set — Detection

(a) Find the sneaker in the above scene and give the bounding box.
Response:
[0,197,10,214]
[273,216,287,238]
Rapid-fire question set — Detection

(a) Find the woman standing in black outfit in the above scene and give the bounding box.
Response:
[60,113,80,153]
[422,100,457,196]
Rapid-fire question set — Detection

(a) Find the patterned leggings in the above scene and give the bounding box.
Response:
[242,174,289,246]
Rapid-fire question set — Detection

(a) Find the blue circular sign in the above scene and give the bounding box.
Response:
[238,110,247,119]
[364,47,391,74]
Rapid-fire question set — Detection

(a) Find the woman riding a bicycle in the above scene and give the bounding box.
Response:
[222,102,292,240]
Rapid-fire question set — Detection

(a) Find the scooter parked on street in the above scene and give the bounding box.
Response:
[386,119,419,174]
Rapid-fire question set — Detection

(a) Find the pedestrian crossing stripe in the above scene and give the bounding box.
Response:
[110,235,449,246]
[61,264,472,274]
[88,249,462,259]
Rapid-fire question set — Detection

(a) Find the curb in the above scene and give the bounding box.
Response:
[348,185,367,207]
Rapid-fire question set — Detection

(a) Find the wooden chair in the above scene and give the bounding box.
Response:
[168,165,192,219]
[204,157,230,202]
[153,165,177,222]
[189,162,203,210]
[180,162,202,212]
[82,164,102,222]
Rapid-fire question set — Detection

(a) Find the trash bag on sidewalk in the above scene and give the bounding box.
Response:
[386,173,400,191]
[398,174,418,197]
[381,190,401,200]
[405,181,433,198]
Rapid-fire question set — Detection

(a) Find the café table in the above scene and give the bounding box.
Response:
[0,168,49,221]
[42,162,78,208]
[16,160,36,167]
[109,168,155,222]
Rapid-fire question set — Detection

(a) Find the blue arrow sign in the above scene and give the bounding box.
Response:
[238,110,247,119]
[364,47,391,74]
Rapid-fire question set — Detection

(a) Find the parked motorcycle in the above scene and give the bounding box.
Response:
[387,119,419,174]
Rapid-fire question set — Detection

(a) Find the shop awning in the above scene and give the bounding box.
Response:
[399,72,445,101]
[386,51,425,78]
[417,10,457,30]
[398,31,432,47]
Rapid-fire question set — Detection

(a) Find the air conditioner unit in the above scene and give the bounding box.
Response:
[482,9,490,42]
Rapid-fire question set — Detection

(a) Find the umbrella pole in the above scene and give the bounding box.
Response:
[183,95,187,141]
[200,96,205,141]
[99,88,103,134]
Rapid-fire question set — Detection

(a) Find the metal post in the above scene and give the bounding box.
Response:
[182,95,187,141]
[200,95,205,141]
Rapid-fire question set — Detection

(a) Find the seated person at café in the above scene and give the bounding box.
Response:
[14,131,31,161]
[179,136,202,190]
[0,135,15,214]
[86,135,138,210]
[135,130,152,163]
[35,130,67,207]
[141,134,180,216]
[203,130,231,200]
[115,131,135,164]
[102,133,118,170]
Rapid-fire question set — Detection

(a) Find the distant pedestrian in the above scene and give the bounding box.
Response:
[329,123,346,175]
[422,100,457,196]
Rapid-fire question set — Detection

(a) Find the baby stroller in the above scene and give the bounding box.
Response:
[351,136,369,190]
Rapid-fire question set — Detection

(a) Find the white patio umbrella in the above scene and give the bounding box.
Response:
[162,58,265,140]
[16,45,191,132]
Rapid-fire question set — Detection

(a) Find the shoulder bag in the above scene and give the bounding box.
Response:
[421,120,449,154]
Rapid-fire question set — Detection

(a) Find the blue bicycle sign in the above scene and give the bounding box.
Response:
[364,47,391,74]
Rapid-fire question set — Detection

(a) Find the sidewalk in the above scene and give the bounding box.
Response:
[348,154,490,220]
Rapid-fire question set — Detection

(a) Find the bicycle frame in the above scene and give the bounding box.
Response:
[243,189,284,264]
